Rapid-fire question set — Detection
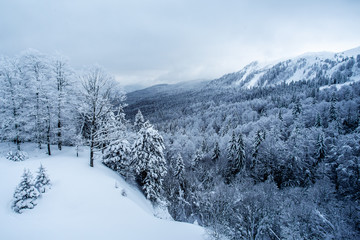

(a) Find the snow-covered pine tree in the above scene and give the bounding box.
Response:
[211,142,220,162]
[292,98,302,117]
[315,113,322,127]
[192,149,204,169]
[235,133,246,172]
[315,133,326,166]
[134,109,145,132]
[12,169,40,213]
[252,129,265,170]
[35,164,51,193]
[173,153,185,182]
[226,132,246,183]
[132,121,168,202]
[227,132,237,163]
[100,106,131,178]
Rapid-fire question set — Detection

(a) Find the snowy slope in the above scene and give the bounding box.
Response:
[207,46,360,89]
[0,143,205,240]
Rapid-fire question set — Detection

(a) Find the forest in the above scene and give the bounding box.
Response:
[1,49,360,239]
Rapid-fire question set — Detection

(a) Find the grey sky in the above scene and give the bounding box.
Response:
[1,0,360,88]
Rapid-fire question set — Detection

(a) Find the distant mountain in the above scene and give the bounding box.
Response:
[207,46,360,89]
[125,47,360,120]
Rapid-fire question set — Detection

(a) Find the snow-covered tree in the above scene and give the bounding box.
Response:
[252,130,265,167]
[226,132,237,163]
[226,132,246,183]
[12,169,40,213]
[79,66,120,167]
[173,153,185,181]
[51,55,75,150]
[101,109,131,178]
[315,133,326,166]
[6,150,28,162]
[134,109,145,132]
[211,142,220,162]
[292,97,302,117]
[34,164,51,193]
[0,56,30,150]
[132,121,168,202]
[19,50,52,150]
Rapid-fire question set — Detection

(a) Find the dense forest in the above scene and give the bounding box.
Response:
[1,49,360,239]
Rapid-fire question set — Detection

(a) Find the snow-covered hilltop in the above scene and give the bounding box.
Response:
[0,144,205,240]
[208,46,360,89]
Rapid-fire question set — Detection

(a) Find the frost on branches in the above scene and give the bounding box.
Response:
[35,164,51,193]
[12,169,40,213]
[6,150,28,162]
[132,121,168,203]
[100,108,132,179]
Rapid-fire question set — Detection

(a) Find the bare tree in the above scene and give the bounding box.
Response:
[80,66,118,167]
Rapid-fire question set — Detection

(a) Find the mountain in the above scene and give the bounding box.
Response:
[207,46,360,89]
[0,144,205,240]
[125,46,360,120]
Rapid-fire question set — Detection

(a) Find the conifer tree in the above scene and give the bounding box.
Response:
[134,109,145,132]
[292,98,302,117]
[12,169,40,213]
[315,113,322,127]
[34,164,51,193]
[132,121,168,202]
[227,132,237,163]
[174,153,185,181]
[211,142,220,162]
[315,133,326,166]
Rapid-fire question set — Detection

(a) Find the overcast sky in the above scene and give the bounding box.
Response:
[1,0,360,88]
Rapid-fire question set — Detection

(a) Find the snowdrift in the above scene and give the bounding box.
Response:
[0,143,205,240]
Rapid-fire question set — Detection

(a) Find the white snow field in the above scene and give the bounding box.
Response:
[0,143,205,240]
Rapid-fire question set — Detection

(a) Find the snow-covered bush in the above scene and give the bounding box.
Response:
[6,150,28,162]
[12,169,40,213]
[35,164,51,194]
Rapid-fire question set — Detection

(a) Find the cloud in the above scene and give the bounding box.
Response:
[1,0,360,88]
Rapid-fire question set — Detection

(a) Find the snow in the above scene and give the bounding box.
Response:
[0,143,205,240]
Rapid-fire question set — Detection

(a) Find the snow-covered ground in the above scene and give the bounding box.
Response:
[0,143,206,240]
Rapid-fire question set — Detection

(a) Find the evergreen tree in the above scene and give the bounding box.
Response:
[211,142,220,162]
[132,121,168,202]
[35,164,51,193]
[173,153,185,181]
[292,98,302,117]
[252,130,265,165]
[100,107,131,177]
[192,149,204,169]
[134,109,145,132]
[226,132,246,183]
[12,169,40,213]
[226,132,237,163]
[315,113,322,127]
[315,133,326,166]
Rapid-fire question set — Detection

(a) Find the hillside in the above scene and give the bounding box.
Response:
[125,46,360,120]
[0,144,205,240]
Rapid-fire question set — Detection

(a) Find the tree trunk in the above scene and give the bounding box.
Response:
[90,135,94,167]
[90,118,95,167]
[46,106,51,156]
[57,118,62,151]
